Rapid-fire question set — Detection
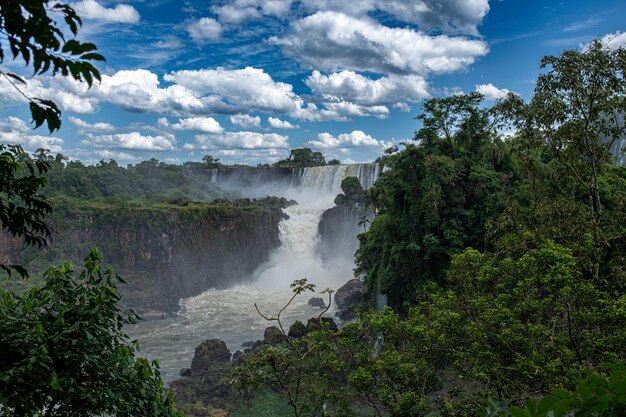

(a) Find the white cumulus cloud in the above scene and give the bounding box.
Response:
[596,32,626,50]
[272,11,488,75]
[84,132,176,151]
[171,117,224,134]
[71,0,140,23]
[475,83,511,100]
[306,70,429,106]
[308,130,389,149]
[187,17,223,42]
[0,117,64,153]
[194,131,289,150]
[268,117,296,129]
[68,116,115,131]
[230,114,262,128]
[165,67,301,114]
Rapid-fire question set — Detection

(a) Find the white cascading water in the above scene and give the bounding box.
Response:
[127,164,379,382]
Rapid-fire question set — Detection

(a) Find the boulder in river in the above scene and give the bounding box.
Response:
[288,320,307,338]
[308,297,326,308]
[190,339,231,374]
[263,326,285,345]
[334,278,365,320]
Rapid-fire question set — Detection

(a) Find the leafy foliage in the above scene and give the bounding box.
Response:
[0,144,51,276]
[0,248,183,417]
[274,148,327,167]
[236,279,334,417]
[485,364,626,417]
[356,93,512,312]
[0,0,105,131]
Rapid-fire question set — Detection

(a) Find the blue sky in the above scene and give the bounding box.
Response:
[1,0,625,165]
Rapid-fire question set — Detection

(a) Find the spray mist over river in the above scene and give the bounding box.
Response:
[126,164,379,383]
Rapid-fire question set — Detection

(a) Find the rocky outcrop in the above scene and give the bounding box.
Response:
[317,176,373,262]
[335,279,366,321]
[307,297,326,308]
[191,339,232,373]
[0,198,286,315]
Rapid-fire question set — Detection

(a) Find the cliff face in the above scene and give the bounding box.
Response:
[0,199,285,315]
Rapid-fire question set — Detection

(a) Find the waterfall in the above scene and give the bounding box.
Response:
[127,164,380,382]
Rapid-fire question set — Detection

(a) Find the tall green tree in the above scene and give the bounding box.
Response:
[497,41,626,279]
[356,93,511,312]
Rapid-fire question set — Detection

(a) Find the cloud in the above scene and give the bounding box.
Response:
[308,130,389,149]
[83,132,176,151]
[475,83,511,100]
[71,0,140,23]
[306,70,429,106]
[212,3,261,23]
[377,0,489,34]
[95,69,205,114]
[171,117,224,134]
[268,117,296,129]
[0,76,97,114]
[187,17,223,42]
[0,117,64,153]
[230,114,262,128]
[68,116,115,131]
[272,11,488,75]
[212,0,293,23]
[165,67,302,114]
[596,32,626,50]
[192,131,289,150]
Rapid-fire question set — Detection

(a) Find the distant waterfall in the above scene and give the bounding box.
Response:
[207,164,381,197]
[295,163,381,192]
[252,164,380,289]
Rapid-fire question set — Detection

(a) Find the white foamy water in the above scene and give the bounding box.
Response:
[127,165,379,383]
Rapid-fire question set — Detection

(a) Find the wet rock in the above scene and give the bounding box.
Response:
[179,368,192,377]
[232,351,246,366]
[263,326,285,345]
[335,279,365,310]
[308,297,326,308]
[190,339,231,374]
[306,317,338,332]
[288,320,307,338]
[241,341,254,348]
[335,278,365,320]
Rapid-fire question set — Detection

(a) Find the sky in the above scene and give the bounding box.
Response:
[1,0,625,166]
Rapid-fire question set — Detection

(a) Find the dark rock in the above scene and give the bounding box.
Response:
[306,317,338,332]
[308,297,326,308]
[263,326,285,345]
[179,368,192,377]
[241,340,254,348]
[335,278,365,311]
[232,350,246,366]
[252,340,263,349]
[190,339,231,374]
[288,320,307,338]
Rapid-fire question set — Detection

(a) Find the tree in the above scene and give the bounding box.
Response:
[202,155,222,168]
[0,0,105,132]
[0,248,183,417]
[0,144,51,276]
[497,42,626,276]
[235,279,334,417]
[356,93,509,312]
[274,148,326,167]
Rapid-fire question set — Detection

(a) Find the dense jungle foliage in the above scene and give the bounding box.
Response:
[237,42,626,417]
